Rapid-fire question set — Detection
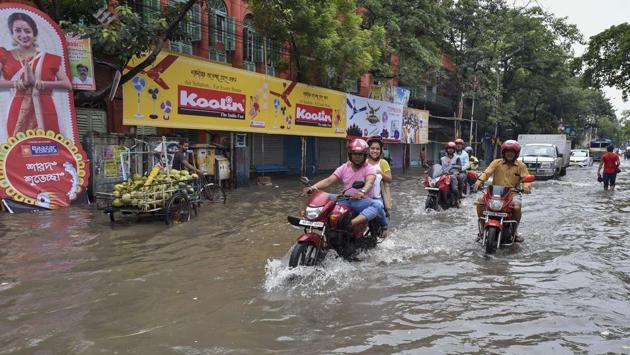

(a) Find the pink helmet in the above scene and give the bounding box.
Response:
[455,138,465,146]
[445,141,457,150]
[347,139,369,164]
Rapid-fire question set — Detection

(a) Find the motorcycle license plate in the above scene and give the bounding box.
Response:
[425,187,439,191]
[483,211,508,217]
[299,219,324,228]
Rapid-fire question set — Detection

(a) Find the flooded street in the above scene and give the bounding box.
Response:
[1,163,630,354]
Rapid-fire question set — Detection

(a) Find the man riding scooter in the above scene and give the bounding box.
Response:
[473,140,531,242]
[303,139,389,237]
[441,141,462,207]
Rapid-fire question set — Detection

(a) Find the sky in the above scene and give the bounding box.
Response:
[538,0,630,118]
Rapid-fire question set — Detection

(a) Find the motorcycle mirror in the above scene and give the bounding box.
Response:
[299,176,311,185]
[522,175,536,183]
[352,181,366,189]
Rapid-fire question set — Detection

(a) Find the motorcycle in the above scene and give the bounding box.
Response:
[478,175,535,254]
[464,170,479,195]
[286,177,384,267]
[423,163,460,210]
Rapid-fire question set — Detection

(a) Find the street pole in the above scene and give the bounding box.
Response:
[469,89,475,151]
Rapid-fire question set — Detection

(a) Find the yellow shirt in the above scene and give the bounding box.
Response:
[478,159,531,188]
[379,159,391,174]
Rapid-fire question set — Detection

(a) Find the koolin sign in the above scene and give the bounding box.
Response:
[178,86,246,119]
[295,104,332,128]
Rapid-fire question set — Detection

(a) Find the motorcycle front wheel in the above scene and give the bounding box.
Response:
[485,227,499,254]
[425,195,437,210]
[289,242,319,267]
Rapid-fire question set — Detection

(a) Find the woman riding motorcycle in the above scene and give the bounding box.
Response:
[366,136,392,217]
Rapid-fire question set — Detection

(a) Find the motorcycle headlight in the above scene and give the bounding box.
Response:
[488,199,504,211]
[305,206,324,220]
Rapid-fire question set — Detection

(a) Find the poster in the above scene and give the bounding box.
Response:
[369,84,410,107]
[345,93,403,142]
[0,3,89,208]
[66,34,95,91]
[402,108,429,144]
[123,52,347,138]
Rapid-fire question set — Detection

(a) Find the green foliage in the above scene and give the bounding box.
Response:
[247,0,384,90]
[357,0,446,85]
[57,0,191,67]
[581,23,630,100]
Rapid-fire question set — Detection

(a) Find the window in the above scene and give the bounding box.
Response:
[168,0,201,55]
[243,17,255,67]
[143,0,161,22]
[265,37,278,76]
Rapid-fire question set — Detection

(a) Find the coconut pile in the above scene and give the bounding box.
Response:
[110,169,199,209]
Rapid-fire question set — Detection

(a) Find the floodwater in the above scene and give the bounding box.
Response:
[1,163,629,354]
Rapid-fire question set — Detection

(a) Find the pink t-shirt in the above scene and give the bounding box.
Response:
[333,162,377,198]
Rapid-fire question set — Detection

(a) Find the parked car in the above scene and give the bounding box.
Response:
[570,149,593,167]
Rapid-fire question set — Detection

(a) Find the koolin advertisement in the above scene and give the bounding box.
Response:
[123,52,347,138]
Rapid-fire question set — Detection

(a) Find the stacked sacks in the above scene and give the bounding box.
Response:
[110,170,199,209]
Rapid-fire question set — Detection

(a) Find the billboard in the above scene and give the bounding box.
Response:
[345,93,403,142]
[402,108,429,144]
[0,3,89,208]
[123,52,347,138]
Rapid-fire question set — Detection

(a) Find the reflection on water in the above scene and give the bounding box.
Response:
[1,164,629,353]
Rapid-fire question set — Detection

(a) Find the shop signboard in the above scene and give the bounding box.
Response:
[0,3,89,209]
[123,52,347,138]
[345,93,403,142]
[402,108,429,144]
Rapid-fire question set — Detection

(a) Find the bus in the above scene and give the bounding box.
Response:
[589,138,612,161]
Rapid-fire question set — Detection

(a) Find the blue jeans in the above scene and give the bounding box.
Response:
[328,194,388,228]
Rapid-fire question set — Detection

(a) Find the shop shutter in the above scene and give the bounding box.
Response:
[317,138,343,170]
[410,144,421,166]
[253,134,284,165]
[76,108,107,136]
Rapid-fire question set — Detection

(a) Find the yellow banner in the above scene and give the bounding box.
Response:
[123,52,347,138]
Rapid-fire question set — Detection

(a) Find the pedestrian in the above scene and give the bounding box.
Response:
[597,145,620,191]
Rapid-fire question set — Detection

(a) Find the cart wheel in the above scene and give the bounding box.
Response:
[202,183,226,204]
[191,200,199,217]
[165,192,191,225]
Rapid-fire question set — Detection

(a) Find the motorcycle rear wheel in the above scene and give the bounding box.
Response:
[289,242,319,267]
[485,227,499,254]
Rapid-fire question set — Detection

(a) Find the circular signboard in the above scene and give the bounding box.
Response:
[0,129,89,209]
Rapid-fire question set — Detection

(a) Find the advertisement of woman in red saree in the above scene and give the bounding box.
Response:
[0,3,88,209]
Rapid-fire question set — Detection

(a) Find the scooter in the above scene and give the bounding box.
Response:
[423,164,460,210]
[478,175,535,254]
[286,177,384,267]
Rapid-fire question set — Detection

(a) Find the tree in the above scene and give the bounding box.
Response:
[42,0,200,104]
[356,0,447,85]
[246,0,384,90]
[581,23,630,100]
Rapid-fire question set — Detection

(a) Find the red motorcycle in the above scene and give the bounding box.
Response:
[465,170,479,195]
[478,175,535,254]
[423,164,459,210]
[287,177,384,267]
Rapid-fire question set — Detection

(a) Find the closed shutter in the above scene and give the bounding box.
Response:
[410,144,421,166]
[317,138,343,170]
[253,134,284,165]
[76,108,107,136]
